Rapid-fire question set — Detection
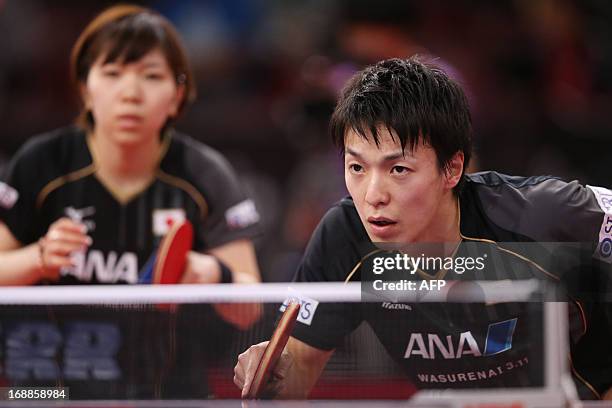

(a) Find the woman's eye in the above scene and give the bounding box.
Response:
[102,69,120,77]
[145,72,164,80]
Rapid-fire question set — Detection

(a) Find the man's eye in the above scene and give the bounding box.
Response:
[392,166,409,174]
[349,164,363,172]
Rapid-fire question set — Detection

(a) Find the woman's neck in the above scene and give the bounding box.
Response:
[88,128,165,202]
[90,130,163,176]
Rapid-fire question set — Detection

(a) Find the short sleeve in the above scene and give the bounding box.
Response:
[182,141,261,249]
[469,174,611,258]
[0,140,44,244]
[291,205,366,350]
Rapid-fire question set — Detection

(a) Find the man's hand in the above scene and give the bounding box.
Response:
[39,218,91,281]
[234,341,293,399]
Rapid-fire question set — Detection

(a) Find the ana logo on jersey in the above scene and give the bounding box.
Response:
[404,318,517,360]
[61,250,138,283]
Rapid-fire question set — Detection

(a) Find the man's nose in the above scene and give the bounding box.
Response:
[364,173,390,207]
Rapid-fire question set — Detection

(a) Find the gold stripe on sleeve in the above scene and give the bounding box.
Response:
[155,170,209,220]
[36,164,97,209]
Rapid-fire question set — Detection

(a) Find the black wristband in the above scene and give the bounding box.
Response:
[216,258,233,284]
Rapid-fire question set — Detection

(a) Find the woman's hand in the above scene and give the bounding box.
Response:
[180,252,221,283]
[39,217,92,281]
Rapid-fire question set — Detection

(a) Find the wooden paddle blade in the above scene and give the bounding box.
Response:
[244,301,301,399]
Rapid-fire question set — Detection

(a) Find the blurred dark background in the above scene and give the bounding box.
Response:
[1,0,611,281]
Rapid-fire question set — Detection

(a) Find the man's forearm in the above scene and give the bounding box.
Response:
[276,337,333,399]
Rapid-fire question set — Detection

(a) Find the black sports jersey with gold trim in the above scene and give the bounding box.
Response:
[291,172,612,397]
[0,126,261,284]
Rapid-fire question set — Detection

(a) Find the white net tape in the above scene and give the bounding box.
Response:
[0,280,543,305]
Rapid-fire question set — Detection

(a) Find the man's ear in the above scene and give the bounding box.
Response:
[445,151,464,189]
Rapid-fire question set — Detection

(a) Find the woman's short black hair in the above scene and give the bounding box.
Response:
[70,4,196,130]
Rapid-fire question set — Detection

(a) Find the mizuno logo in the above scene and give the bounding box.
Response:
[64,206,96,232]
[381,302,412,311]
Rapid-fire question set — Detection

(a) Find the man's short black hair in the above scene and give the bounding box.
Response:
[330,56,473,193]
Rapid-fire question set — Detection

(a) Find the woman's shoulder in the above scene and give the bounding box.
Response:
[14,125,87,163]
[169,132,229,165]
[2,126,90,203]
[163,131,238,181]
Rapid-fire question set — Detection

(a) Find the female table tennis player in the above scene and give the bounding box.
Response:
[0,4,261,329]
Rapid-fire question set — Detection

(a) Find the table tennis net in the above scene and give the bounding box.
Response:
[0,281,561,401]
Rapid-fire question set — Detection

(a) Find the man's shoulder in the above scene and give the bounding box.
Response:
[465,170,570,218]
[310,197,371,258]
[465,171,563,192]
[322,197,367,236]
[463,171,607,243]
[296,197,372,282]
[465,171,585,212]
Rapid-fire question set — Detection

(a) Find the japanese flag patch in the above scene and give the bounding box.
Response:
[153,209,186,236]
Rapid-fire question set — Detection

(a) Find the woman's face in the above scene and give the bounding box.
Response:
[83,48,184,145]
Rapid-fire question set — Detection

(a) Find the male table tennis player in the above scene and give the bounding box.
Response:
[0,5,262,329]
[234,57,612,399]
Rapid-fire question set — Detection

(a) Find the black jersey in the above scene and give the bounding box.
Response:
[0,126,261,284]
[291,171,612,397]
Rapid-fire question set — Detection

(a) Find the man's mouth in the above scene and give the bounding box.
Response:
[368,217,397,227]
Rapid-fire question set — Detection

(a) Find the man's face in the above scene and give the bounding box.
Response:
[344,127,454,244]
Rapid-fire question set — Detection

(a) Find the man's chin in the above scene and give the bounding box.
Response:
[366,232,407,246]
[366,230,418,250]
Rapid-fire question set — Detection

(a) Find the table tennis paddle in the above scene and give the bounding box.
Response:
[153,220,194,284]
[137,220,194,284]
[244,301,301,399]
